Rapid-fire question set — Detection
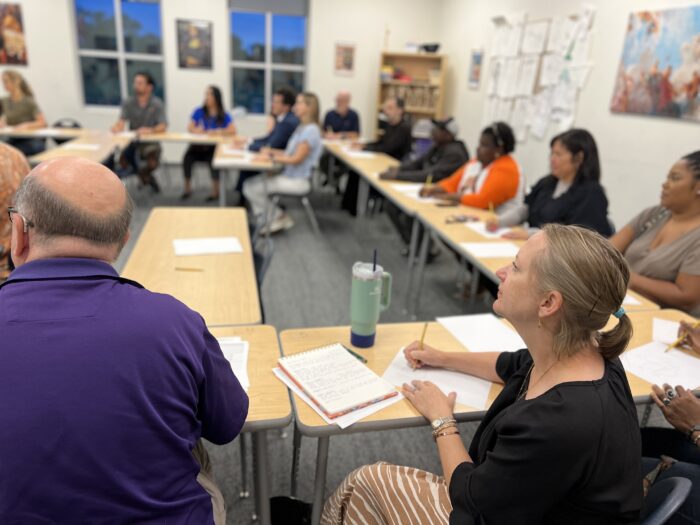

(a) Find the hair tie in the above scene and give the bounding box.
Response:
[613,307,625,319]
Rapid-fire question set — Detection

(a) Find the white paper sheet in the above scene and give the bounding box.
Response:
[494,97,514,124]
[623,294,642,306]
[62,143,101,151]
[342,149,377,159]
[486,58,504,96]
[459,242,519,258]
[515,56,540,97]
[521,20,549,55]
[221,146,248,155]
[540,54,564,87]
[511,97,533,142]
[530,87,553,139]
[498,58,521,98]
[481,96,499,127]
[382,348,492,410]
[653,319,680,346]
[465,221,511,240]
[437,313,526,353]
[504,24,523,57]
[33,128,61,137]
[173,237,243,256]
[620,342,700,389]
[218,337,249,391]
[389,183,442,204]
[273,368,404,429]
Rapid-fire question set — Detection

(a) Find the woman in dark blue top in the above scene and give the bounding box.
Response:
[181,85,236,201]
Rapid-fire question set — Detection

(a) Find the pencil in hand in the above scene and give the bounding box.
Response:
[412,322,429,371]
[666,319,700,352]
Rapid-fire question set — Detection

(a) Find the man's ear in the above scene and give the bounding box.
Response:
[10,213,29,267]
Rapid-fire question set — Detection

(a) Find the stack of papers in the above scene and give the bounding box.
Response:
[273,368,403,429]
[620,317,700,388]
[173,237,243,256]
[218,337,250,391]
[63,143,101,151]
[459,242,519,258]
[382,348,492,410]
[437,313,525,353]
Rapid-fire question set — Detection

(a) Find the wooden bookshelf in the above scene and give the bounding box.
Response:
[378,51,447,127]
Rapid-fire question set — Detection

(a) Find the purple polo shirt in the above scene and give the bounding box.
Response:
[0,258,248,524]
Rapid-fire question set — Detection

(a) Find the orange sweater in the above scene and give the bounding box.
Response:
[438,155,521,209]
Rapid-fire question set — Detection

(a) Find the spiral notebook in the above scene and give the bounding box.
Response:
[277,343,398,419]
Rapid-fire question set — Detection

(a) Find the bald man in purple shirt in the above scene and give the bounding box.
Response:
[0,157,248,524]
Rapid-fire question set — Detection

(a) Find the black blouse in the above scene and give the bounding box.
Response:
[449,349,642,524]
[526,175,613,236]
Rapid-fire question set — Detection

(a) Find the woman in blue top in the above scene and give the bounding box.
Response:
[243,92,322,233]
[181,85,236,201]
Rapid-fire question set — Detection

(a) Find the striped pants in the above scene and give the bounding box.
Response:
[321,462,452,525]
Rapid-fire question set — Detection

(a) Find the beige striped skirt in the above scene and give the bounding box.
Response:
[321,462,452,525]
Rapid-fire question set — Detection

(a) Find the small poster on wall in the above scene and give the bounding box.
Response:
[0,3,27,65]
[468,49,483,89]
[611,7,700,122]
[177,19,212,70]
[334,42,355,76]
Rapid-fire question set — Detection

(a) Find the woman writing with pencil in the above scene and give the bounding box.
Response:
[643,320,700,524]
[322,224,642,524]
[610,151,700,317]
[420,122,524,215]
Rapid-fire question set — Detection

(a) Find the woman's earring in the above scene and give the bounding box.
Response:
[538,318,542,328]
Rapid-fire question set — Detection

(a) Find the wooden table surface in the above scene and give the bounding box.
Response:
[212,143,276,170]
[139,131,229,145]
[210,325,291,430]
[282,311,693,433]
[280,322,504,434]
[29,131,129,165]
[0,126,86,139]
[121,207,261,326]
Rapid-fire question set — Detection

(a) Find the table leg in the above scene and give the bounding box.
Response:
[356,178,369,218]
[402,218,420,315]
[253,430,271,525]
[219,169,228,207]
[239,434,250,498]
[310,436,330,525]
[468,267,480,307]
[410,229,431,319]
[291,422,301,498]
[328,154,336,188]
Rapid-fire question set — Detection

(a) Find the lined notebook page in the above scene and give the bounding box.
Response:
[278,343,397,418]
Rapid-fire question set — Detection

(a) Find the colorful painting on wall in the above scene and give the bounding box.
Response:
[0,3,27,65]
[611,7,700,121]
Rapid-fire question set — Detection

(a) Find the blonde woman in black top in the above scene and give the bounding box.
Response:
[322,224,642,525]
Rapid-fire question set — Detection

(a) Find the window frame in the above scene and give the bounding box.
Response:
[73,0,164,108]
[229,8,307,115]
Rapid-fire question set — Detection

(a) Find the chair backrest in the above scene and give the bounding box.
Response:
[641,477,692,525]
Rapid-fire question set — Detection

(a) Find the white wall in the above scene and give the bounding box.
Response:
[2,0,441,160]
[438,0,700,226]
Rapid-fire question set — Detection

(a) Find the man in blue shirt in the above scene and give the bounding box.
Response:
[0,157,248,524]
[234,86,300,197]
[320,90,361,187]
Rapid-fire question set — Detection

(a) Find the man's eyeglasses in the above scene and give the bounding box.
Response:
[7,207,35,233]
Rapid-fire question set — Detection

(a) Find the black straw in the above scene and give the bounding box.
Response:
[372,249,377,271]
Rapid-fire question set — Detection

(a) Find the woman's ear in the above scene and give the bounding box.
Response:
[539,290,563,321]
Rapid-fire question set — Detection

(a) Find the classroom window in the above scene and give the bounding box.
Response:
[230,6,307,114]
[74,0,164,107]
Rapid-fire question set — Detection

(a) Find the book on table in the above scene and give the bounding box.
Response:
[278,343,398,419]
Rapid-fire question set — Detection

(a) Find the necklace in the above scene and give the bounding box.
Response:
[516,361,558,401]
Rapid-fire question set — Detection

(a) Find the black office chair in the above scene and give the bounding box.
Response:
[641,477,692,525]
[52,117,81,145]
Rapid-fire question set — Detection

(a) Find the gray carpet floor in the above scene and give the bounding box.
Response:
[114,166,665,524]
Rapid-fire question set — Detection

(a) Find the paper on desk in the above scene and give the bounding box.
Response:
[173,237,243,256]
[389,183,442,204]
[653,319,680,346]
[272,368,404,429]
[33,128,61,137]
[62,143,101,151]
[342,149,376,159]
[218,337,249,391]
[459,242,519,258]
[620,341,700,389]
[437,313,526,353]
[382,348,492,410]
[465,222,510,240]
[221,146,248,156]
[622,294,641,306]
[116,131,136,139]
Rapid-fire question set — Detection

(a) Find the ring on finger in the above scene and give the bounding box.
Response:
[666,389,676,399]
[662,397,671,406]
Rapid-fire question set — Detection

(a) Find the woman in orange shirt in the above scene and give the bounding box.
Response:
[421,122,523,213]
